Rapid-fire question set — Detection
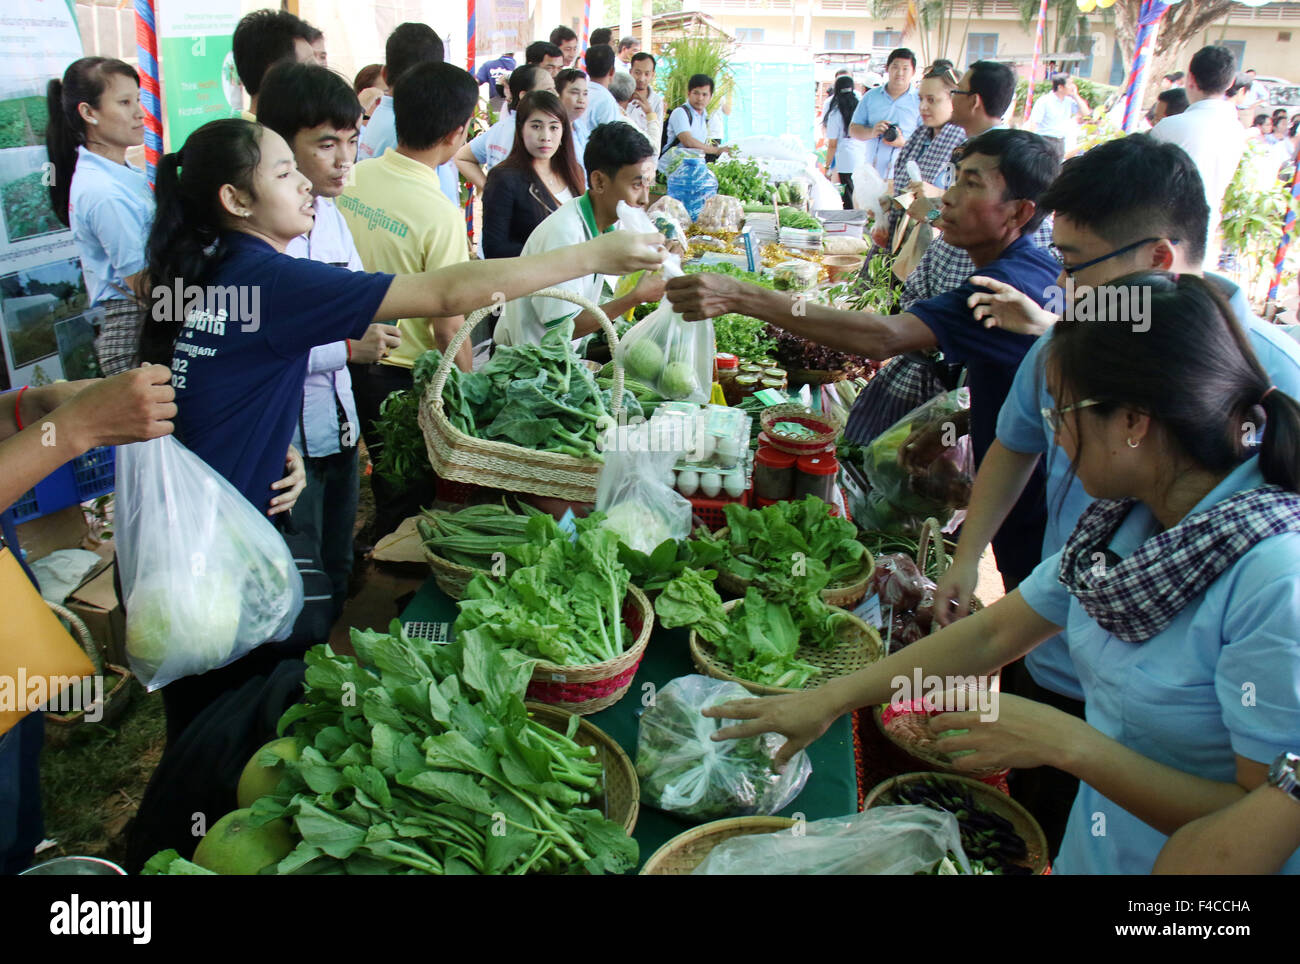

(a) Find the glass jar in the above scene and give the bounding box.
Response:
[753,445,797,501]
[733,374,760,400]
[716,353,740,404]
[794,452,839,503]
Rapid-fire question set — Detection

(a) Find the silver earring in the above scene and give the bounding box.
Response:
[1126,438,1139,449]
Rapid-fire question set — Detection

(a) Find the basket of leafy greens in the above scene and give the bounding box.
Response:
[635,675,812,822]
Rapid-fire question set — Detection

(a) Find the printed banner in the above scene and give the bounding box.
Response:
[475,0,531,63]
[0,0,87,389]
[157,0,243,149]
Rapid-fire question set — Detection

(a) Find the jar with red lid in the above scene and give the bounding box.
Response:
[716,353,740,404]
[753,445,797,501]
[794,452,839,503]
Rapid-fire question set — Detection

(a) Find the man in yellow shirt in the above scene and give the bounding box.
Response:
[339,61,478,537]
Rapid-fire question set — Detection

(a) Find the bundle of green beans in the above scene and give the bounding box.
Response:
[417,502,545,571]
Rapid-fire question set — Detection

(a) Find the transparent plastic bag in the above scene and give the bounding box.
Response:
[613,202,714,403]
[115,435,304,690]
[647,195,690,227]
[697,194,744,232]
[851,160,887,226]
[636,675,812,822]
[595,420,693,555]
[691,805,969,875]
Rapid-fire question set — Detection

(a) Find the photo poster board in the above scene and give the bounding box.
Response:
[477,0,532,66]
[0,0,88,390]
[158,0,243,150]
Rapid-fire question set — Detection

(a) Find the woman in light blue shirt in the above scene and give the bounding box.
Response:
[824,76,865,209]
[705,273,1300,874]
[47,58,154,376]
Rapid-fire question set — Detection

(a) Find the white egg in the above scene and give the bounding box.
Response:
[699,471,722,498]
[723,471,746,499]
[677,469,699,496]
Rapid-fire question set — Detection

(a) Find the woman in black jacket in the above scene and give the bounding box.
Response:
[482,91,586,258]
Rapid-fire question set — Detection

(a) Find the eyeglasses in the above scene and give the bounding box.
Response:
[952,89,974,96]
[1041,398,1102,434]
[1055,237,1180,277]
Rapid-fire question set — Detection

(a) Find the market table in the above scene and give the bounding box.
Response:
[399,576,860,872]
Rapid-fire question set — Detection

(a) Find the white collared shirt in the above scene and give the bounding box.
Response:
[1150,97,1247,242]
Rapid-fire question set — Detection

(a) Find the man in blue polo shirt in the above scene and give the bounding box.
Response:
[665,129,1061,590]
[850,47,921,181]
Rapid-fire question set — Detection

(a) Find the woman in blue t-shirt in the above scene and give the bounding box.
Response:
[47,57,155,376]
[703,273,1300,874]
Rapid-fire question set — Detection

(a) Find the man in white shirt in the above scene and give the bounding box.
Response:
[658,73,731,174]
[615,36,639,73]
[625,52,665,151]
[580,44,624,136]
[1028,74,1090,157]
[1150,45,1247,268]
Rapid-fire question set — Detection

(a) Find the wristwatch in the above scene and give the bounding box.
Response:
[1267,751,1300,803]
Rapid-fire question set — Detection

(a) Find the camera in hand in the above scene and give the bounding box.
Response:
[883,124,899,143]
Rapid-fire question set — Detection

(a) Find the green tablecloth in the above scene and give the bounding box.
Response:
[399,577,859,871]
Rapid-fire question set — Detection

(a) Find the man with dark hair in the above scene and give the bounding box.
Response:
[935,134,1300,852]
[1153,86,1189,123]
[257,62,401,618]
[951,59,1016,130]
[303,23,327,65]
[580,43,624,135]
[668,129,1062,590]
[659,73,730,172]
[525,40,564,76]
[231,8,315,116]
[1151,45,1246,267]
[616,35,640,72]
[497,122,664,346]
[550,25,579,66]
[1028,73,1089,157]
[340,62,479,536]
[589,27,613,48]
[626,52,664,148]
[849,47,920,179]
[358,23,459,204]
[1160,70,1184,89]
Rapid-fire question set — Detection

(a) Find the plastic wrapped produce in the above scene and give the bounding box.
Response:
[696,193,745,233]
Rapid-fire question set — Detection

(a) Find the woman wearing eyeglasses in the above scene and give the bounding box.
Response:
[702,272,1300,875]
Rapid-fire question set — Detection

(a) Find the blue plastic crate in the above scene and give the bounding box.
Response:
[7,463,80,525]
[73,446,116,501]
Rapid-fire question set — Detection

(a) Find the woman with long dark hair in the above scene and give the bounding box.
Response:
[704,272,1300,875]
[481,91,585,259]
[454,64,554,191]
[823,75,864,209]
[46,57,152,376]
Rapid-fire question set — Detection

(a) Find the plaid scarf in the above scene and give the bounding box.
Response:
[1058,484,1300,643]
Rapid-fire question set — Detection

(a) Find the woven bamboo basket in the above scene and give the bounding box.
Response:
[526,702,639,835]
[871,518,998,773]
[864,772,1049,875]
[640,816,796,875]
[787,368,850,386]
[44,601,132,746]
[418,288,625,503]
[709,526,875,607]
[758,403,844,456]
[526,584,654,715]
[422,544,481,600]
[689,599,884,696]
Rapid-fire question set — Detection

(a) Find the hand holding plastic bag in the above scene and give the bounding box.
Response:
[116,435,304,690]
[636,675,812,821]
[595,419,692,555]
[613,202,714,403]
[692,805,970,874]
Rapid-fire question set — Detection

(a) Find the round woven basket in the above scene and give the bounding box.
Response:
[689,599,884,696]
[788,368,849,386]
[863,772,1049,874]
[44,601,132,746]
[526,584,654,715]
[640,816,796,875]
[758,403,843,456]
[710,527,874,607]
[422,544,481,601]
[419,289,626,503]
[525,702,639,835]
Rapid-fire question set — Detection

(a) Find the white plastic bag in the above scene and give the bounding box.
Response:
[636,675,813,822]
[595,420,692,555]
[692,805,970,874]
[613,202,714,404]
[851,160,887,226]
[115,435,304,690]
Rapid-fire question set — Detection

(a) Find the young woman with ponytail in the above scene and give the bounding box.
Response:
[46,57,152,376]
[698,272,1300,875]
[823,75,864,209]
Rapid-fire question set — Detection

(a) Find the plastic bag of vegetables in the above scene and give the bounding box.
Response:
[595,419,692,555]
[636,675,812,822]
[612,203,713,403]
[115,436,303,690]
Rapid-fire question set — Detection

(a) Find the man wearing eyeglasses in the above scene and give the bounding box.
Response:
[929,134,1300,856]
[667,128,1061,588]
